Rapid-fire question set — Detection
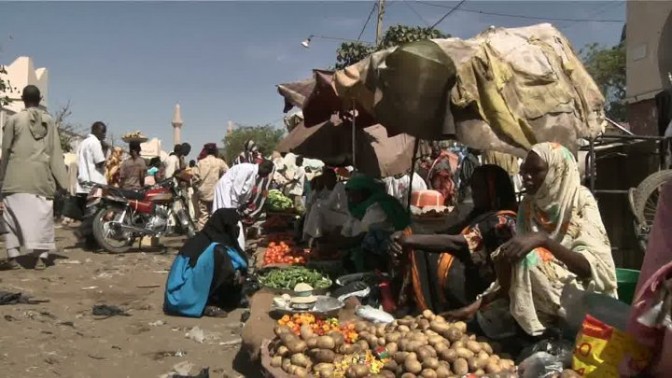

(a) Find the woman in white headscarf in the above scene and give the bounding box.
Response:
[446,142,617,337]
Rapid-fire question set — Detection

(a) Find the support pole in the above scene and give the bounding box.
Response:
[375,0,385,46]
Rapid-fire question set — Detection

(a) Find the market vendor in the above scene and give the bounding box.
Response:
[396,165,518,313]
[164,208,248,318]
[327,174,411,272]
[448,143,617,338]
[384,170,428,205]
[302,169,348,243]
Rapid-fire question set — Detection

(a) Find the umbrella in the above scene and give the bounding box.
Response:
[276,118,417,178]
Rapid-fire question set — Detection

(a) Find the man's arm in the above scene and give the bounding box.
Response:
[138,160,147,187]
[93,141,106,171]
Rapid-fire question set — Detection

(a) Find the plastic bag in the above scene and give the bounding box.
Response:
[355,305,394,324]
[517,337,574,378]
[572,315,652,377]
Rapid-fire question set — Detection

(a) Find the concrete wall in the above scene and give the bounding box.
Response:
[626,1,672,102]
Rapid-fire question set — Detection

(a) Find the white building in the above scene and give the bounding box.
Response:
[0,57,49,158]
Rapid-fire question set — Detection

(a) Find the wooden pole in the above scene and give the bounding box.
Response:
[375,0,385,46]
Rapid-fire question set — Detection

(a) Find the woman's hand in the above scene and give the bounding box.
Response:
[498,232,548,262]
[440,298,483,321]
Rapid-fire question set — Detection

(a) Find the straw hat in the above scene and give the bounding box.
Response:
[290,283,318,305]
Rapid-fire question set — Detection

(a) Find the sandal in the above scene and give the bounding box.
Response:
[203,305,228,318]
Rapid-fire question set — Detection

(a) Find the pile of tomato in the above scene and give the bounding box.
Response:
[277,313,358,344]
[263,241,309,266]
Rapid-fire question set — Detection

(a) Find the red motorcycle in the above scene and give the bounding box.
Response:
[85,178,196,253]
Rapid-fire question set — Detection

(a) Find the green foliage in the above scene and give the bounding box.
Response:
[222,124,285,164]
[335,24,449,69]
[581,42,626,122]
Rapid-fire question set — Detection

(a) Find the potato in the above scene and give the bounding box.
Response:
[433,342,450,353]
[452,340,465,350]
[300,325,314,340]
[290,353,310,368]
[387,342,399,354]
[418,319,431,330]
[435,365,450,378]
[314,362,335,375]
[383,359,398,371]
[310,349,336,363]
[398,317,413,326]
[407,340,424,352]
[425,330,439,337]
[404,357,423,374]
[281,358,292,373]
[380,371,396,378]
[561,369,581,378]
[274,325,292,337]
[485,361,502,374]
[285,339,307,354]
[328,331,345,347]
[400,374,418,378]
[398,325,411,333]
[356,339,369,351]
[337,343,355,354]
[478,351,491,361]
[306,337,318,349]
[452,358,469,375]
[499,359,515,370]
[270,355,282,367]
[479,342,494,355]
[455,347,475,359]
[438,348,457,363]
[368,325,377,334]
[354,321,369,332]
[292,366,309,377]
[474,368,485,376]
[444,327,463,343]
[466,340,483,353]
[468,356,485,371]
[275,345,290,357]
[376,324,387,337]
[358,331,371,340]
[386,332,402,343]
[422,309,435,319]
[420,369,438,378]
[486,355,500,366]
[430,321,450,334]
[417,347,433,362]
[347,364,370,378]
[394,351,409,364]
[427,335,444,346]
[280,332,298,345]
[422,357,440,370]
[453,321,467,333]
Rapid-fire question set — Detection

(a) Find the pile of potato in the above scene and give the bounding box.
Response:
[267,309,517,378]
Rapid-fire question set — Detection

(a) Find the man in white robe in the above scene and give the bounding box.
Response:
[212,160,274,250]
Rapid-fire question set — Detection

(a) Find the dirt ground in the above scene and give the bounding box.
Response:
[0,226,253,378]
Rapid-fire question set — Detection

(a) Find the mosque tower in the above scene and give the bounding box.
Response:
[172,104,183,146]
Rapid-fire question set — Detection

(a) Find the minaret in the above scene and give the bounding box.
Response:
[227,120,235,136]
[172,104,183,146]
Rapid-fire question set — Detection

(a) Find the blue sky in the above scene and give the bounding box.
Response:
[0,1,625,158]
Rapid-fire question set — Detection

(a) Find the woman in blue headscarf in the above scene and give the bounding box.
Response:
[164,208,248,318]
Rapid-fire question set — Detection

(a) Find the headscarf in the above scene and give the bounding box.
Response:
[178,208,244,267]
[197,143,217,161]
[234,140,260,165]
[472,165,518,214]
[345,175,410,231]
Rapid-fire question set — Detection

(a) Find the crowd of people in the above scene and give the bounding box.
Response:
[0,85,619,347]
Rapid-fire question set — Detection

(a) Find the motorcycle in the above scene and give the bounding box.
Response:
[85,178,197,253]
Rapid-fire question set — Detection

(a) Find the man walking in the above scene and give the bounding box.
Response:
[0,85,68,269]
[119,142,146,190]
[193,143,228,230]
[75,121,107,249]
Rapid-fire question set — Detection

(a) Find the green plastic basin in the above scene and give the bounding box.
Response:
[616,268,640,305]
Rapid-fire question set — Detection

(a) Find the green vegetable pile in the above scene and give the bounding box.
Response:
[266,189,294,212]
[258,266,332,290]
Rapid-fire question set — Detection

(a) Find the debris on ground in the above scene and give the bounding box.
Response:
[0,290,49,305]
[91,304,130,318]
[185,326,205,343]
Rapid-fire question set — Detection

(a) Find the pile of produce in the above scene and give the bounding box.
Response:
[307,245,341,262]
[267,189,294,212]
[277,314,358,343]
[266,309,517,377]
[263,241,309,266]
[262,214,294,230]
[121,130,148,142]
[262,232,295,247]
[258,266,332,291]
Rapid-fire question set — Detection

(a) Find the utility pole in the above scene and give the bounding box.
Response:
[375,0,385,46]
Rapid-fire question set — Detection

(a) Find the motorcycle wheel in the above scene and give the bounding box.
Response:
[175,207,197,238]
[92,206,134,253]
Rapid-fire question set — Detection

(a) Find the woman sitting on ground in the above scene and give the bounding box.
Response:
[397,165,518,313]
[449,143,617,338]
[323,174,410,273]
[164,208,248,318]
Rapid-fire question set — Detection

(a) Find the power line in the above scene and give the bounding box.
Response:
[403,0,431,27]
[559,1,625,30]
[416,1,624,23]
[430,0,467,29]
[358,2,378,41]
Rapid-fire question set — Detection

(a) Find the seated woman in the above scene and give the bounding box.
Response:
[164,208,248,318]
[302,170,348,242]
[330,174,411,273]
[398,165,518,313]
[450,143,617,338]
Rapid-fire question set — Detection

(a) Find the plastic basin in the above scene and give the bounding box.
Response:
[616,268,640,305]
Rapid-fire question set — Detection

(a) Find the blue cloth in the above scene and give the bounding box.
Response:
[227,246,247,270]
[164,242,218,317]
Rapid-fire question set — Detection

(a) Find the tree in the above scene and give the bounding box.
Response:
[0,64,12,107]
[222,124,285,164]
[54,102,86,153]
[581,42,626,122]
[335,24,449,69]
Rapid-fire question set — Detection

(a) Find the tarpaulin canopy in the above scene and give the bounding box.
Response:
[290,23,606,157]
[275,116,417,178]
